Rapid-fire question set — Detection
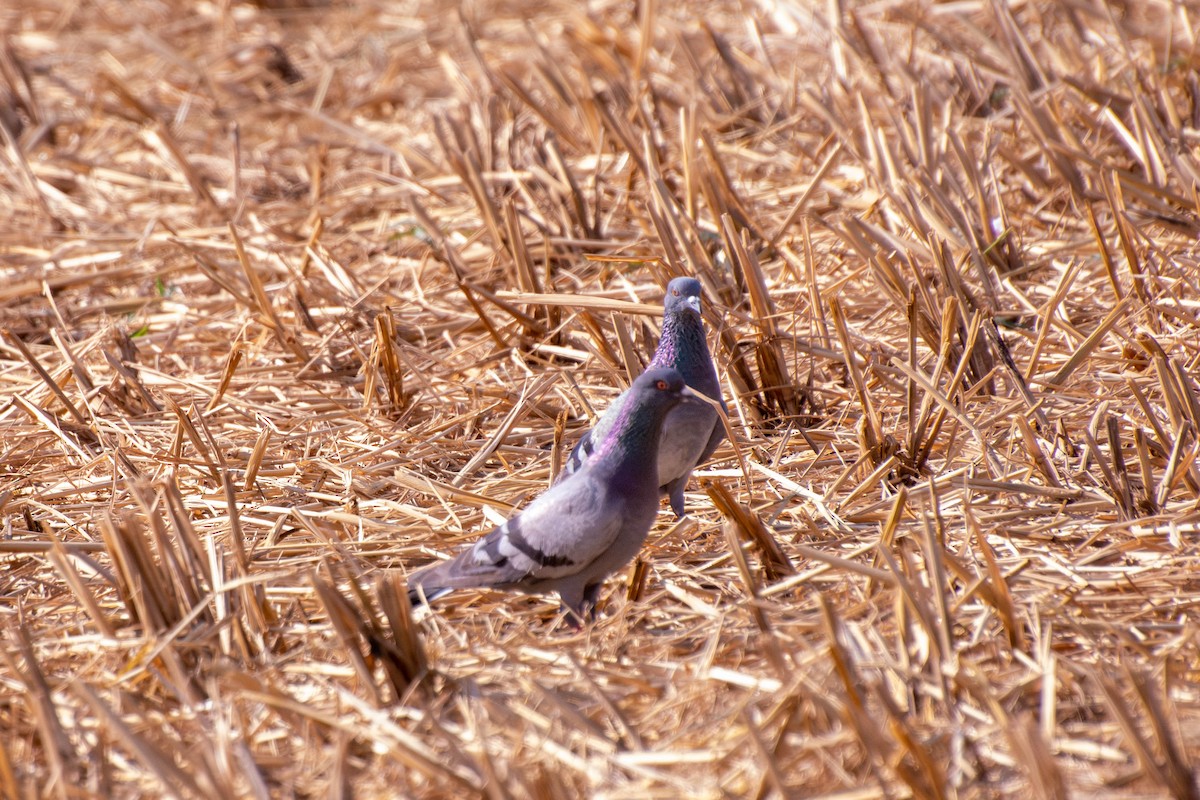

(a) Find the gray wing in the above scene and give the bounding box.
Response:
[410,471,624,594]
[561,387,629,479]
[695,397,727,466]
[562,429,595,478]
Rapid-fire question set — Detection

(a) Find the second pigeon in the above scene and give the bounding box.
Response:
[562,277,724,516]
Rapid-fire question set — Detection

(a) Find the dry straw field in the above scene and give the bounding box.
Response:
[2,0,1199,797]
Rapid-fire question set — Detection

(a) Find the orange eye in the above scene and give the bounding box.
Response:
[656,380,669,390]
[671,289,679,296]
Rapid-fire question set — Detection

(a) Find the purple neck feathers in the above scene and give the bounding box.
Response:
[651,309,709,375]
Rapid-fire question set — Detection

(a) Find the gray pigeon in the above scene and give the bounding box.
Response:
[408,367,696,622]
[563,277,724,517]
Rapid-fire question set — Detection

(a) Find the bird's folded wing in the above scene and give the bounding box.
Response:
[697,413,726,466]
[563,428,594,477]
[563,387,628,477]
[465,475,623,581]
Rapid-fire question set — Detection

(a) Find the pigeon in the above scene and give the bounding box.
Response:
[562,276,724,517]
[408,367,697,622]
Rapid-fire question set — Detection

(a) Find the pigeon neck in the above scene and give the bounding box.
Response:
[589,398,665,489]
[651,310,709,376]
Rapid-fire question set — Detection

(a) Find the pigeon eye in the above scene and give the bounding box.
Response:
[656,380,669,390]
[671,289,679,296]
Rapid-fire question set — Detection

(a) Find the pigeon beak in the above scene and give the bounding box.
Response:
[678,385,713,408]
[686,296,701,315]
[680,385,722,411]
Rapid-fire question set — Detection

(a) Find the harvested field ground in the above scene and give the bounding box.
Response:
[2,0,1200,797]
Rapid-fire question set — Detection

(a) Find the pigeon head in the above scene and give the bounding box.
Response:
[663,277,703,319]
[651,278,711,375]
[635,366,690,401]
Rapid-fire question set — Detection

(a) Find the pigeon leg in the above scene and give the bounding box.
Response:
[582,582,605,620]
[664,474,689,518]
[558,586,587,627]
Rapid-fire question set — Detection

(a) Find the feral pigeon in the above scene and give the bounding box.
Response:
[563,277,724,516]
[408,367,697,622]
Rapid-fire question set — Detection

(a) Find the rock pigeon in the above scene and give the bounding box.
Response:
[408,367,697,622]
[563,277,724,517]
